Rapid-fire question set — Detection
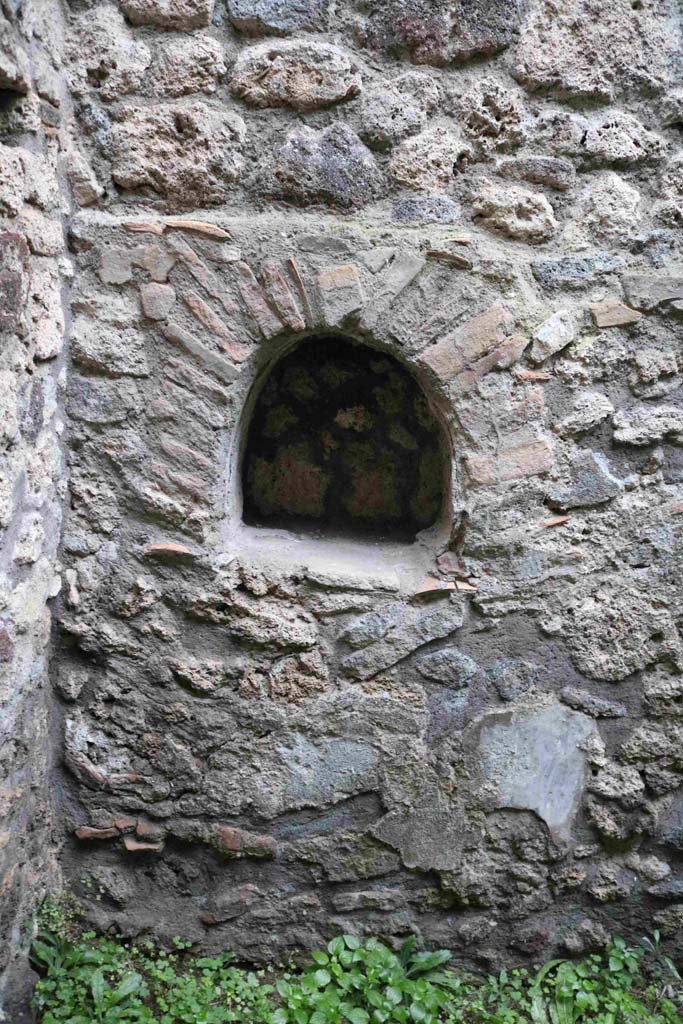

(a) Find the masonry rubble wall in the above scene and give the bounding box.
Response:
[0,0,72,1016]
[2,0,683,1011]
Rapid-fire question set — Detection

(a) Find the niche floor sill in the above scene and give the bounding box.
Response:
[222,523,444,594]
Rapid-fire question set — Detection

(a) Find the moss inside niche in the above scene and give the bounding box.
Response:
[242,336,445,540]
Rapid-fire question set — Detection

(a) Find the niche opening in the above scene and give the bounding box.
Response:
[241,336,447,542]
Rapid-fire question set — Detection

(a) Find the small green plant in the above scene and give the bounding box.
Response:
[274,933,457,1024]
[31,911,683,1024]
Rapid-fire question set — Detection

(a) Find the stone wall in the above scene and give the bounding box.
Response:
[3,0,683,1010]
[0,0,70,1016]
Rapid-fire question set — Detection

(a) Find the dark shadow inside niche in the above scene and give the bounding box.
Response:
[242,336,447,541]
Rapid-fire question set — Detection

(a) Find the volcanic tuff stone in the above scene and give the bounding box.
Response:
[532,253,625,290]
[227,0,329,32]
[119,0,215,29]
[460,78,526,155]
[388,126,472,191]
[230,41,362,111]
[112,104,246,206]
[518,0,680,102]
[275,124,384,208]
[68,5,151,102]
[472,180,557,243]
[360,72,439,150]
[150,36,226,97]
[362,0,525,65]
[391,194,461,223]
[613,405,683,445]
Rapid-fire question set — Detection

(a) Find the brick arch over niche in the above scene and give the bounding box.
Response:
[241,334,448,540]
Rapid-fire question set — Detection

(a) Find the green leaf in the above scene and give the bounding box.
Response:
[406,951,451,977]
[313,970,331,988]
[328,938,345,958]
[112,972,142,1003]
[385,986,402,1006]
[343,936,360,951]
[343,1009,369,1024]
[399,936,417,968]
[91,968,105,1009]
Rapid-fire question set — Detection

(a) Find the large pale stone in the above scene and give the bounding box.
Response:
[112,104,246,207]
[514,0,680,103]
[477,702,597,838]
[460,78,526,155]
[565,584,681,682]
[472,180,557,243]
[581,113,663,167]
[230,40,361,111]
[571,173,643,244]
[530,310,576,363]
[360,72,439,150]
[622,274,683,310]
[69,5,151,102]
[388,126,471,191]
[71,321,150,377]
[150,36,226,98]
[613,404,683,445]
[342,600,465,680]
[372,809,467,871]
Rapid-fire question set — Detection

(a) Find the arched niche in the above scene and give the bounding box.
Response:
[226,334,456,587]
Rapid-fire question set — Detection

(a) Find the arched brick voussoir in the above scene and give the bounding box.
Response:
[416,302,528,398]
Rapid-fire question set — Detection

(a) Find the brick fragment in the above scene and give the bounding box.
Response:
[182,289,249,362]
[425,248,472,270]
[286,257,314,323]
[162,322,240,384]
[142,542,198,562]
[317,264,364,326]
[124,221,165,235]
[589,298,643,328]
[465,439,553,487]
[165,218,231,240]
[422,303,511,382]
[75,825,118,841]
[160,435,212,471]
[167,234,236,318]
[452,333,528,397]
[150,462,210,503]
[113,817,137,832]
[214,825,277,858]
[516,369,551,381]
[141,282,176,321]
[261,260,306,331]
[235,261,284,337]
[542,515,570,528]
[123,834,164,852]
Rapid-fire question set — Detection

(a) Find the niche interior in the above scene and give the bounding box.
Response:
[241,335,448,542]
